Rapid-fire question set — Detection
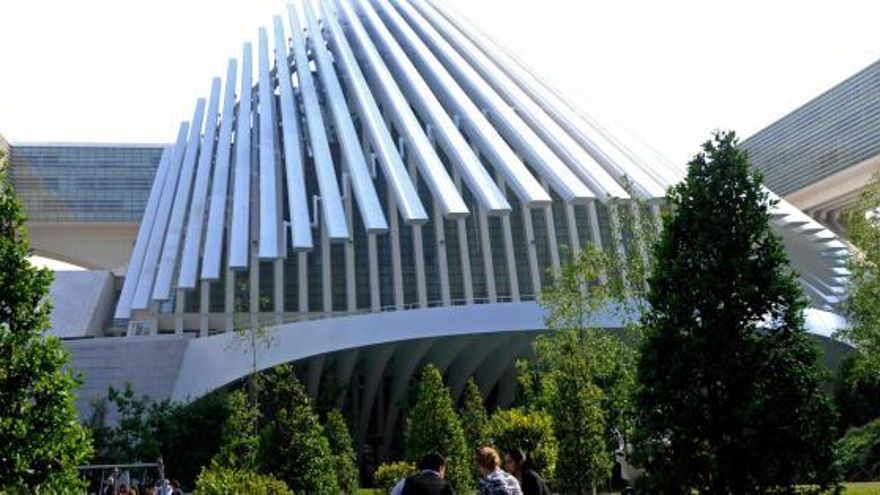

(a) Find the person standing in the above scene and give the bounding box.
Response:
[504,450,549,495]
[390,452,455,495]
[475,446,522,495]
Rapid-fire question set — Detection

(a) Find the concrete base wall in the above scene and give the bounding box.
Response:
[66,336,189,420]
[50,270,116,338]
[28,222,138,272]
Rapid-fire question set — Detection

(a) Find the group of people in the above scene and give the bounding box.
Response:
[391,447,550,495]
[98,478,181,495]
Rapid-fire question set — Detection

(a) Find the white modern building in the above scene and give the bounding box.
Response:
[7,0,851,459]
[744,58,880,235]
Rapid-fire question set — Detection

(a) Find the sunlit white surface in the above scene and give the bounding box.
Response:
[2,1,880,165]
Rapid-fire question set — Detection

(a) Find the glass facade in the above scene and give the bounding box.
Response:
[9,144,164,222]
[743,59,880,196]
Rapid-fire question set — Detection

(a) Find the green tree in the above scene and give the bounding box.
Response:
[834,355,880,431]
[485,408,558,481]
[373,461,416,492]
[212,389,260,470]
[260,365,339,494]
[324,409,359,494]
[195,465,291,494]
[460,378,489,481]
[539,331,610,493]
[231,298,277,406]
[536,244,638,492]
[100,383,161,462]
[460,377,489,450]
[88,385,229,490]
[839,172,880,375]
[404,364,473,493]
[514,359,542,411]
[834,416,880,482]
[151,392,228,490]
[634,131,838,494]
[0,150,91,491]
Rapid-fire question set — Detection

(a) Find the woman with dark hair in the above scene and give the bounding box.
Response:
[504,450,549,495]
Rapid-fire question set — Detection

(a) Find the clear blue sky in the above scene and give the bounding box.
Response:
[1,0,879,166]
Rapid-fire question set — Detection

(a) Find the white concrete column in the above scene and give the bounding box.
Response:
[477,207,497,303]
[495,174,519,302]
[522,206,541,295]
[199,280,210,337]
[540,181,561,277]
[224,266,234,331]
[433,203,451,306]
[344,174,357,312]
[406,156,428,308]
[298,252,308,314]
[587,200,604,250]
[273,258,283,325]
[322,220,332,314]
[387,183,404,309]
[368,234,380,311]
[452,170,474,303]
[565,203,581,258]
[175,290,185,335]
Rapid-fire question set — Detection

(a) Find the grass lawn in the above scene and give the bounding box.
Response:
[844,482,880,494]
[360,483,880,494]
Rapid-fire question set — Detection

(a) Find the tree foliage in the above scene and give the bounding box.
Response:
[93,384,162,462]
[195,465,291,494]
[839,172,880,376]
[538,331,610,493]
[485,408,558,481]
[231,297,277,406]
[212,389,260,471]
[373,461,416,492]
[834,417,880,482]
[260,365,339,494]
[88,384,228,490]
[634,131,838,493]
[324,409,359,494]
[535,244,638,492]
[0,150,91,491]
[404,364,473,493]
[460,377,489,450]
[834,355,880,432]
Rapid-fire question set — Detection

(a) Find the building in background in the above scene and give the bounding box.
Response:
[744,58,880,235]
[3,0,853,461]
[8,143,163,270]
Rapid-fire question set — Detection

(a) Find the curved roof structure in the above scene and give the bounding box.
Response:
[113,0,849,333]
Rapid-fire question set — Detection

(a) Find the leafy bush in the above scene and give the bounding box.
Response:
[0,150,92,491]
[836,418,880,481]
[486,408,558,481]
[835,356,880,433]
[259,365,339,494]
[195,466,291,494]
[324,409,359,494]
[634,131,838,493]
[404,364,472,493]
[87,385,228,491]
[373,461,416,492]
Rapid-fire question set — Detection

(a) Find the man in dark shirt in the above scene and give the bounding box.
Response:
[505,450,550,495]
[392,451,455,495]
